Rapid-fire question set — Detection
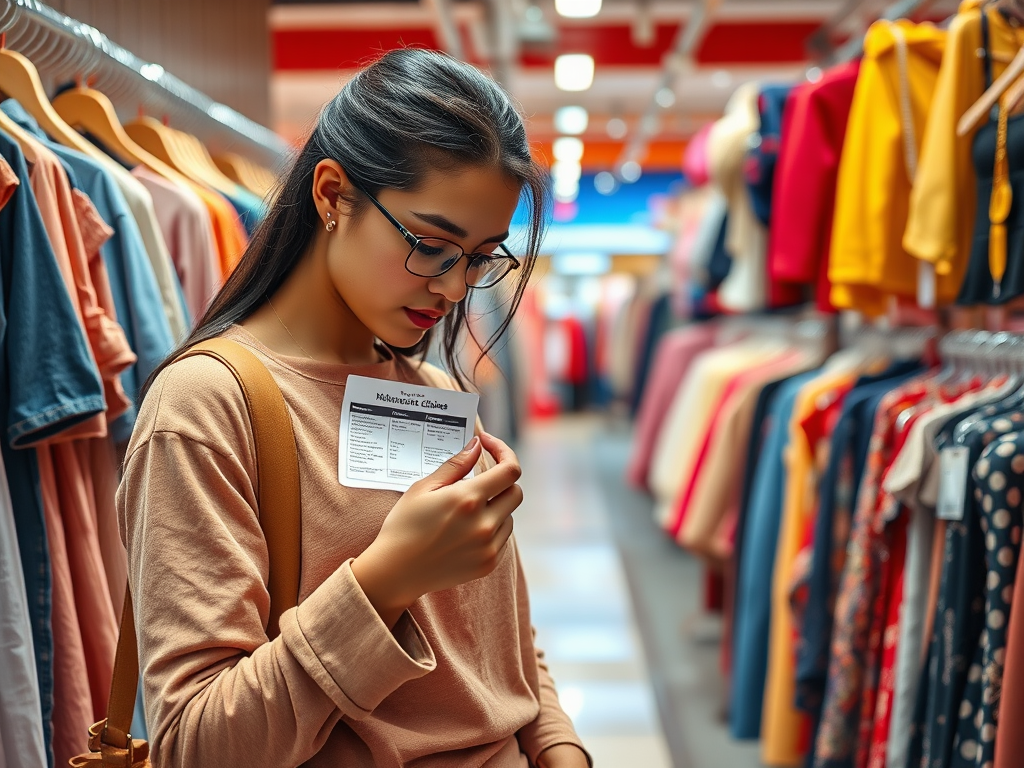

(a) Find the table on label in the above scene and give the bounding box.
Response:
[345,402,468,484]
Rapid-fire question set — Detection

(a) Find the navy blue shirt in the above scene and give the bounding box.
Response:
[797,361,924,752]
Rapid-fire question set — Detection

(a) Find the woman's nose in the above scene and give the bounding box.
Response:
[427,259,470,304]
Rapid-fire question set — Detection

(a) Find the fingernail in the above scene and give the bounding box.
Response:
[464,436,480,452]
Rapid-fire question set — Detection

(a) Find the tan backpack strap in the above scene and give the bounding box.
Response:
[96,338,301,755]
[180,338,303,638]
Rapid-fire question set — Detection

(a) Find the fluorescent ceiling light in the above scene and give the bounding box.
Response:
[555,54,594,92]
[555,106,589,135]
[555,0,602,19]
[553,175,580,200]
[552,160,582,183]
[553,136,585,163]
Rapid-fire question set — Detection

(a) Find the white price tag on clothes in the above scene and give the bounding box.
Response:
[936,446,970,521]
[339,375,479,492]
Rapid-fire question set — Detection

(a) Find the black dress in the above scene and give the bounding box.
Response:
[957,111,1024,305]
[957,10,1024,306]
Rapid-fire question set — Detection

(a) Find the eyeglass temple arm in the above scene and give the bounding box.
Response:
[497,243,520,268]
[354,184,420,248]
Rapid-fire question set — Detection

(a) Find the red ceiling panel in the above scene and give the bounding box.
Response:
[697,21,818,64]
[274,27,440,70]
[273,20,818,72]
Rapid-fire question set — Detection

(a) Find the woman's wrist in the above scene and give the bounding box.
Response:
[535,743,589,768]
[351,548,414,630]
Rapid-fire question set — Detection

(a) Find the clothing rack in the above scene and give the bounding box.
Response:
[0,0,288,168]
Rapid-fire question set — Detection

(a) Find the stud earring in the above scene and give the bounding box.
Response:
[326,212,337,233]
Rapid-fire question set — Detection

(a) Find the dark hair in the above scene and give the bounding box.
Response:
[143,48,548,396]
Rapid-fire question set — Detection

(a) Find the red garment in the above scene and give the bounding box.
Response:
[859,407,927,768]
[563,317,588,386]
[768,60,860,313]
[865,513,907,768]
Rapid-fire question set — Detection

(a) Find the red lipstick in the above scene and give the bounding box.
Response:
[404,308,441,329]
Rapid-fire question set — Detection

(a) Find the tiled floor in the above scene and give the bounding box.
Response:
[514,416,672,767]
[513,414,765,768]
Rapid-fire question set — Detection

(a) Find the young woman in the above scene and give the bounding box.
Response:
[118,49,590,767]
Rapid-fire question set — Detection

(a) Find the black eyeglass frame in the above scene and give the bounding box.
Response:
[353,185,521,289]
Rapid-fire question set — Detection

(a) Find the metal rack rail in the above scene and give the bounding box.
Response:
[0,0,288,167]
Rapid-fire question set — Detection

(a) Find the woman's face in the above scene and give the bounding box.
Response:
[325,164,522,350]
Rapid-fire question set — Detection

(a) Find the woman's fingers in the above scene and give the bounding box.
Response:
[467,432,522,499]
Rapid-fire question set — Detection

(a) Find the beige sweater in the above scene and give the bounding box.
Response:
[117,325,586,767]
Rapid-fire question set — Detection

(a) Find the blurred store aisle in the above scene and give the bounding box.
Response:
[514,415,763,768]
[515,415,671,767]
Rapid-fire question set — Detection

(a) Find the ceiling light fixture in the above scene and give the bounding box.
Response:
[594,171,617,195]
[555,105,589,135]
[620,160,642,183]
[553,176,580,203]
[555,54,595,92]
[553,136,585,163]
[605,117,627,139]
[655,87,676,108]
[555,0,602,19]
[552,160,582,184]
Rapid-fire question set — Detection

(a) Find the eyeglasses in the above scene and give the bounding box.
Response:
[354,185,521,289]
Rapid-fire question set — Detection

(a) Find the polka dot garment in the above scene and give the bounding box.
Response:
[952,431,1024,768]
[913,407,1024,768]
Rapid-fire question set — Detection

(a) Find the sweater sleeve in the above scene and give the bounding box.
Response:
[117,357,436,768]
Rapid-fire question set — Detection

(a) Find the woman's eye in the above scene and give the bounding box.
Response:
[415,243,445,257]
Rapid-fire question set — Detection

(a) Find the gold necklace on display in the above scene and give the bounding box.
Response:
[267,296,315,360]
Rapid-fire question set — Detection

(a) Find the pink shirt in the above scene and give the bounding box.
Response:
[626,323,718,492]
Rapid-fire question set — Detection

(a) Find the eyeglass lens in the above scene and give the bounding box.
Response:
[408,238,514,288]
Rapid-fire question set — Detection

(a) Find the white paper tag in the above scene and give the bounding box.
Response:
[339,375,479,492]
[918,261,936,309]
[936,446,970,521]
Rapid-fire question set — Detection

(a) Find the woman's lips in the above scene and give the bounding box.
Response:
[404,308,441,329]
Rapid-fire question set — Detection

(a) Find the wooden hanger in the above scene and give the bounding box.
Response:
[175,129,246,194]
[959,47,1024,136]
[959,3,1024,136]
[213,153,265,196]
[0,47,112,163]
[51,86,193,187]
[125,115,234,194]
[1003,57,1024,112]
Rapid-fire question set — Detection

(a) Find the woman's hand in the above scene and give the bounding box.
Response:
[352,431,522,628]
[536,744,590,768]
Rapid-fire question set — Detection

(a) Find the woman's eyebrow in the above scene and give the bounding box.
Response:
[411,211,507,244]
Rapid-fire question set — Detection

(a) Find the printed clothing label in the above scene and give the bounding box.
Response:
[339,375,479,492]
[936,446,970,521]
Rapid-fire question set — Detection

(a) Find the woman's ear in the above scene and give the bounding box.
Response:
[311,159,352,228]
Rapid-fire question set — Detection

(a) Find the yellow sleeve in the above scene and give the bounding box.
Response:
[903,11,981,293]
[829,25,902,310]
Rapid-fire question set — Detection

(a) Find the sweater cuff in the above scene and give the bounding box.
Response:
[523,739,593,768]
[280,558,436,717]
